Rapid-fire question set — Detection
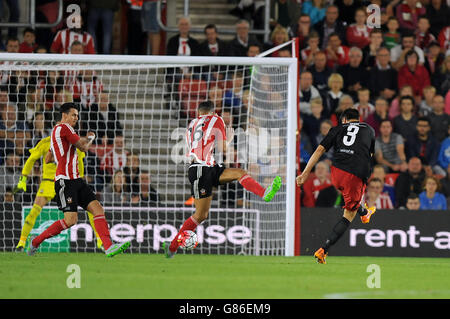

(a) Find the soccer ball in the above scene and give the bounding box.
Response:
[177,230,198,250]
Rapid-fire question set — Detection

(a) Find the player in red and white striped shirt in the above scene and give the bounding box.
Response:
[164,101,282,258]
[28,103,130,257]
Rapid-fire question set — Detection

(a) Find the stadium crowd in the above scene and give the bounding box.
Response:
[0,0,450,211]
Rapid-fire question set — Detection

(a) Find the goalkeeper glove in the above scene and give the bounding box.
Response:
[14,175,27,193]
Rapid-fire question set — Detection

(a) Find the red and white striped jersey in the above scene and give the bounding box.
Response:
[72,78,103,108]
[50,123,81,180]
[101,149,129,175]
[438,26,450,52]
[363,192,394,209]
[186,114,226,166]
[51,29,96,54]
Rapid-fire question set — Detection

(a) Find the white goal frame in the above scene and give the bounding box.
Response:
[0,53,298,257]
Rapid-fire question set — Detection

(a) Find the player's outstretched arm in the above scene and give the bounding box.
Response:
[296,145,326,186]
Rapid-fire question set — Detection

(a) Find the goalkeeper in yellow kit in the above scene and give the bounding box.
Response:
[15,135,103,251]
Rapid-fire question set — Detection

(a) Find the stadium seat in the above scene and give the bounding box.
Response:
[179,78,208,119]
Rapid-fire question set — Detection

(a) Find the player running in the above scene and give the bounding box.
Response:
[14,118,103,252]
[27,102,130,257]
[296,108,377,264]
[163,101,282,258]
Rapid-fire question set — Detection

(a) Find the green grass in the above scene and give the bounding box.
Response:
[1,252,449,299]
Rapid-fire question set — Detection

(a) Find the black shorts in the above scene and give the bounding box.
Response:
[54,178,97,212]
[188,164,226,199]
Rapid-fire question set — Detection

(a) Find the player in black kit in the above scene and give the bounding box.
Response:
[296,109,377,264]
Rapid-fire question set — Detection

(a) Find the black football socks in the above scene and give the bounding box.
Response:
[322,217,351,254]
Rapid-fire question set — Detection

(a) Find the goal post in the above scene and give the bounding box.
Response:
[0,53,297,256]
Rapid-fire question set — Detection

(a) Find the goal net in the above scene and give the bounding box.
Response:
[0,53,297,256]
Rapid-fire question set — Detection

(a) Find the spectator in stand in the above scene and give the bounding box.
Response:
[419,176,447,209]
[398,50,431,104]
[391,33,425,71]
[199,24,227,57]
[362,29,385,69]
[375,119,409,173]
[300,31,321,68]
[227,19,260,57]
[425,41,446,84]
[433,55,450,96]
[29,112,50,147]
[437,26,450,53]
[72,69,104,110]
[102,170,130,206]
[0,153,21,195]
[265,26,290,57]
[125,0,145,55]
[80,91,123,144]
[437,124,450,172]
[363,177,394,209]
[208,86,224,115]
[415,16,436,51]
[395,156,427,207]
[100,134,129,177]
[426,0,450,37]
[325,33,350,70]
[429,95,449,142]
[313,5,347,50]
[419,85,437,116]
[323,73,344,118]
[167,17,200,56]
[371,164,396,205]
[337,46,369,101]
[246,44,261,57]
[141,0,161,55]
[307,51,332,94]
[268,0,302,30]
[330,94,355,126]
[355,87,375,121]
[346,8,372,50]
[35,46,47,54]
[123,152,140,196]
[50,15,96,54]
[299,117,313,170]
[405,116,442,175]
[301,0,327,26]
[368,46,398,101]
[383,16,401,50]
[406,192,421,209]
[299,71,321,115]
[302,97,327,149]
[87,0,119,55]
[5,37,19,53]
[0,86,8,112]
[366,97,391,137]
[288,14,312,50]
[334,0,358,26]
[440,163,450,200]
[301,160,333,207]
[19,28,38,53]
[389,85,415,119]
[0,0,20,40]
[393,95,418,141]
[136,170,160,206]
[315,120,334,162]
[396,0,426,33]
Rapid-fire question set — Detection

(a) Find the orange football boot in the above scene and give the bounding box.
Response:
[314,248,327,264]
[361,203,376,224]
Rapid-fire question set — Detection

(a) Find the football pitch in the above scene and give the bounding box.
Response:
[1,252,449,299]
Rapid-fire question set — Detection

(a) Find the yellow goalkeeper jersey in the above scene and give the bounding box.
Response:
[22,136,86,180]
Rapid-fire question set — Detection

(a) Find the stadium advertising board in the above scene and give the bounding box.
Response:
[300,208,450,257]
[20,207,260,254]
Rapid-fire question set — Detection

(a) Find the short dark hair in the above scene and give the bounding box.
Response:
[417,116,431,125]
[340,108,360,121]
[59,102,79,114]
[6,37,19,44]
[204,24,217,33]
[379,118,392,126]
[70,40,83,48]
[23,27,35,36]
[399,95,415,106]
[404,49,418,61]
[407,192,419,200]
[198,101,214,113]
[369,177,383,185]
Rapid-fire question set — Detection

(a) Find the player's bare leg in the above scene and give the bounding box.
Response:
[16,196,49,251]
[219,168,282,202]
[165,196,212,258]
[28,211,77,256]
[87,200,130,257]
